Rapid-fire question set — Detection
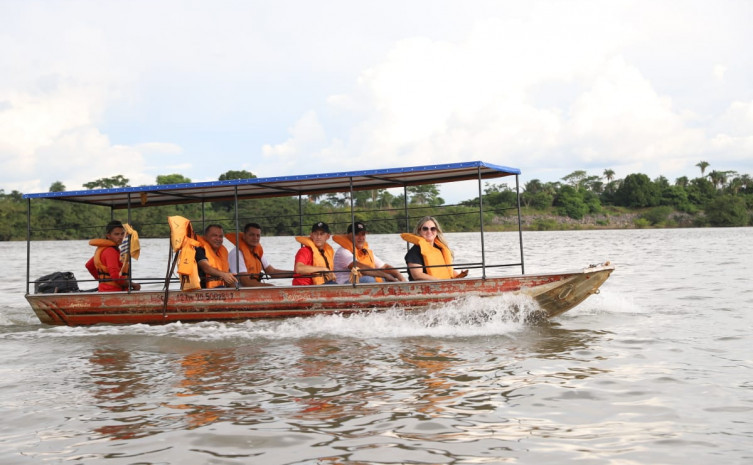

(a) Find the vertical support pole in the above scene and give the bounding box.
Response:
[477,167,486,279]
[516,174,525,274]
[201,201,206,235]
[26,198,31,295]
[234,186,241,277]
[349,177,357,287]
[403,185,410,232]
[298,194,304,236]
[403,185,410,253]
[126,194,132,293]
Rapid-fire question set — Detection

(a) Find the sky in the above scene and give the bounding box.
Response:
[1,0,752,202]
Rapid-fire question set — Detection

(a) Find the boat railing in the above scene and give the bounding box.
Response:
[23,161,526,295]
[27,258,528,294]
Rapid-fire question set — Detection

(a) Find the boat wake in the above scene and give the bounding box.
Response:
[11,293,549,341]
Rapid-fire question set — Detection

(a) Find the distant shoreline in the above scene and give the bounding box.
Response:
[485,211,714,231]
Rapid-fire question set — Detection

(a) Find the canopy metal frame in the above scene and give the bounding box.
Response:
[24,161,525,293]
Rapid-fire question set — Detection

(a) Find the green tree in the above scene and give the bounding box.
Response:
[705,195,749,226]
[561,170,588,189]
[350,190,372,207]
[584,176,604,193]
[0,192,27,240]
[219,170,256,181]
[524,179,543,194]
[600,178,621,205]
[49,181,66,192]
[640,206,673,226]
[583,190,602,214]
[156,174,192,185]
[376,189,395,208]
[707,170,726,190]
[687,177,716,207]
[554,185,588,219]
[603,169,615,182]
[727,177,743,195]
[83,175,129,190]
[408,184,443,206]
[660,184,695,213]
[527,191,553,210]
[614,173,660,207]
[654,176,670,189]
[740,174,753,193]
[325,192,347,208]
[696,161,710,176]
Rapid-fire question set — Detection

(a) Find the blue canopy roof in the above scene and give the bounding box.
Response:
[23,160,520,209]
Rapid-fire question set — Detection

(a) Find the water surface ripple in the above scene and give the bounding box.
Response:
[1,228,751,464]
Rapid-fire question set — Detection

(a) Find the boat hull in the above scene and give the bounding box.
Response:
[26,264,613,326]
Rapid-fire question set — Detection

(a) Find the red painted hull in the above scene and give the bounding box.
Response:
[26,264,613,326]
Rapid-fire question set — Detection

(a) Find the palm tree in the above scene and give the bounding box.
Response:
[603,169,615,183]
[728,177,743,195]
[376,190,395,209]
[696,161,710,176]
[707,170,724,190]
[740,174,753,192]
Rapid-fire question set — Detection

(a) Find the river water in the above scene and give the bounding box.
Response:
[1,228,751,464]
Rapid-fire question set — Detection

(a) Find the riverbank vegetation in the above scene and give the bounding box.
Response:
[1,162,751,241]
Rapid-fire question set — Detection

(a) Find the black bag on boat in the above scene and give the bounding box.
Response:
[34,271,80,294]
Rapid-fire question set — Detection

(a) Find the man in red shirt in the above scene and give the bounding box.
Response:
[292,222,336,285]
[85,220,141,292]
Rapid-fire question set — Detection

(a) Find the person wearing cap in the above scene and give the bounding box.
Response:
[226,222,294,287]
[292,222,337,285]
[333,221,406,284]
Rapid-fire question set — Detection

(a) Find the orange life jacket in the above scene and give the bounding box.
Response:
[294,236,334,285]
[400,233,455,279]
[168,215,201,291]
[225,233,264,279]
[195,235,230,289]
[332,234,382,283]
[89,238,127,289]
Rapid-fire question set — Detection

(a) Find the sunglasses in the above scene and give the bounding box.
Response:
[421,226,438,232]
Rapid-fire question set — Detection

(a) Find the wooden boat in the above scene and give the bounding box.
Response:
[23,161,614,326]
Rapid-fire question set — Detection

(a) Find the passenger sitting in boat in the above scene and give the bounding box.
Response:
[85,220,141,292]
[333,221,406,284]
[226,222,294,287]
[195,224,238,288]
[292,222,337,285]
[402,216,468,281]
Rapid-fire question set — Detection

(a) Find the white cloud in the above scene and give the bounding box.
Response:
[135,143,183,156]
[713,64,728,82]
[1,0,751,197]
[564,56,706,164]
[268,6,751,189]
[283,16,707,182]
[0,82,169,192]
[262,112,324,158]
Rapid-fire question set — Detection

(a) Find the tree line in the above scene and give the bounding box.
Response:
[1,162,751,241]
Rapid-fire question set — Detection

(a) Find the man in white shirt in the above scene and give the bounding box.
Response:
[333,221,406,284]
[228,223,293,287]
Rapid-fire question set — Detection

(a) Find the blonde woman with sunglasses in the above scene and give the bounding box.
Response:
[401,216,468,281]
